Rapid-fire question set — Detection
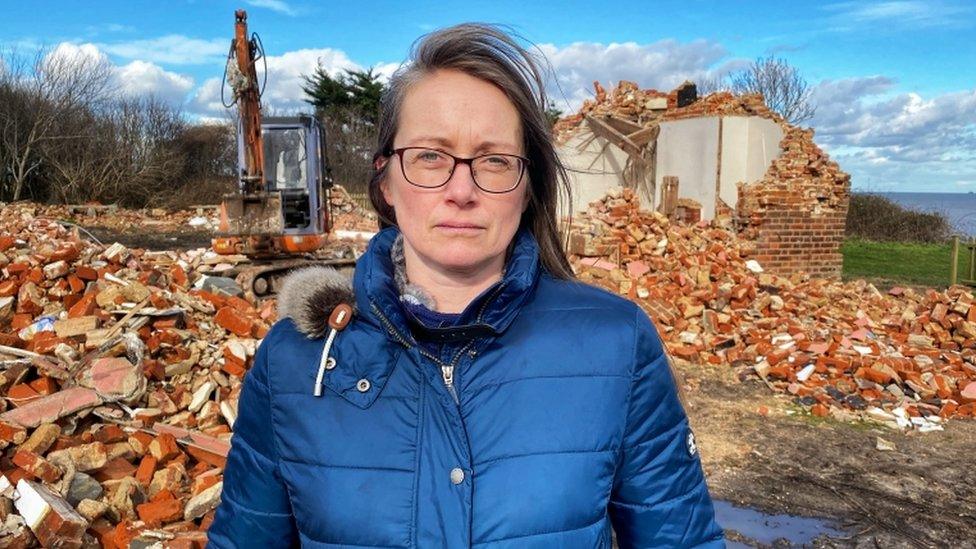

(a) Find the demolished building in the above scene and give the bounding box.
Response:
[555,81,851,279]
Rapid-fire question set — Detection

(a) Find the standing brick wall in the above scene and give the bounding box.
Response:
[747,208,849,279]
[736,127,851,279]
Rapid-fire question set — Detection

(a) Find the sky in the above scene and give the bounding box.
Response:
[2,0,975,193]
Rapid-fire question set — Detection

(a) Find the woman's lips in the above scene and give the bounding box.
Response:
[435,223,485,234]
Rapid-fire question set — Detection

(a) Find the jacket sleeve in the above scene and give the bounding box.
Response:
[608,307,725,548]
[207,326,300,548]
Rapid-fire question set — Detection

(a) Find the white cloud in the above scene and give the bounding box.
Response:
[43,42,194,106]
[189,47,395,116]
[99,35,227,65]
[538,39,746,111]
[373,61,402,82]
[44,42,109,67]
[244,0,297,16]
[189,77,227,116]
[114,60,194,105]
[810,76,976,190]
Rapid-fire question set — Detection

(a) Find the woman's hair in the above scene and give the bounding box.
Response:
[368,23,575,280]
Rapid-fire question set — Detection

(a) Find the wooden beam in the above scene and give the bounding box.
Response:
[628,125,660,148]
[604,115,645,135]
[584,115,643,157]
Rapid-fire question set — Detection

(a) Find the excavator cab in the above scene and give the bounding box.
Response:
[252,115,332,234]
[214,114,334,257]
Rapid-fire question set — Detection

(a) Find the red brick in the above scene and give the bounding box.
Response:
[149,433,181,462]
[214,306,253,337]
[136,489,182,526]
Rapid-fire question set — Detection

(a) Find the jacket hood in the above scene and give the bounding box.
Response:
[277,265,356,339]
[277,225,542,343]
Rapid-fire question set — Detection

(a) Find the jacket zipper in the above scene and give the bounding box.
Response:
[370,301,464,404]
[370,282,506,406]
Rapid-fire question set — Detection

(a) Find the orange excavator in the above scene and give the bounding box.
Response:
[213,9,355,297]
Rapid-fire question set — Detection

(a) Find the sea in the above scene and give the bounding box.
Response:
[873,192,976,238]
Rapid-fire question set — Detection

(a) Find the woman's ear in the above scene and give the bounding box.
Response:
[379,175,393,209]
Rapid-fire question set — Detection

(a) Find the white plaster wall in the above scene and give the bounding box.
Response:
[654,117,721,219]
[557,132,634,213]
[719,116,782,209]
[557,115,781,219]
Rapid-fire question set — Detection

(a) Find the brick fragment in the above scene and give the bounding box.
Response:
[53,315,99,338]
[149,433,181,462]
[12,449,62,483]
[20,423,61,455]
[136,489,182,526]
[0,387,103,428]
[47,441,108,472]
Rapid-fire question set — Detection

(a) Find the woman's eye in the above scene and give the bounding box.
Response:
[483,156,513,169]
[417,151,445,162]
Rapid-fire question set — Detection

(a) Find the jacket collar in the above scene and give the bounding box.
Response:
[355,225,541,347]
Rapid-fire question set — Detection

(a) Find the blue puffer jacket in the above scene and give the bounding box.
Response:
[207,225,724,548]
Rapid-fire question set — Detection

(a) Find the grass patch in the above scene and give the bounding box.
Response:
[841,238,975,288]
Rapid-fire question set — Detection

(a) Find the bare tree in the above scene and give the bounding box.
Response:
[43,96,188,206]
[728,56,815,125]
[0,47,112,201]
[694,75,730,96]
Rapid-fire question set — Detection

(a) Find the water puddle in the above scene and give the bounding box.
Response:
[715,499,847,547]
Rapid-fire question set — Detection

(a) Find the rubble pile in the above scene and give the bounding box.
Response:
[554,80,781,143]
[569,188,976,427]
[30,204,220,234]
[329,185,379,234]
[21,183,378,237]
[0,204,277,547]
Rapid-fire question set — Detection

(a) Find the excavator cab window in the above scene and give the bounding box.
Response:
[263,128,307,190]
[260,126,311,229]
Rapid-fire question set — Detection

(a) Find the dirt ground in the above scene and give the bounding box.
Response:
[82,226,215,251]
[80,225,976,548]
[682,359,976,548]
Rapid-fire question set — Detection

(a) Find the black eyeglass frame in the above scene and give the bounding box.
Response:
[386,147,531,194]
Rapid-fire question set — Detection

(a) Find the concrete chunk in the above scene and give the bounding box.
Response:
[14,479,88,548]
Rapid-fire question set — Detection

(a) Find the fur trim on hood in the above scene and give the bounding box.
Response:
[277,266,356,339]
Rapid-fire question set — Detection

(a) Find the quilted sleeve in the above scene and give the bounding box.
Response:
[608,307,725,548]
[207,326,300,548]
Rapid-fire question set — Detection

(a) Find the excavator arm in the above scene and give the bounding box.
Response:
[217,9,284,238]
[233,9,265,193]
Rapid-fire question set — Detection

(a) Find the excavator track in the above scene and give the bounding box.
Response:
[226,257,356,301]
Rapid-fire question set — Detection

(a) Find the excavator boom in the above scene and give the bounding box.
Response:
[234,9,265,192]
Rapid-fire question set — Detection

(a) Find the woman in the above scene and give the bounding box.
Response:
[208,24,723,548]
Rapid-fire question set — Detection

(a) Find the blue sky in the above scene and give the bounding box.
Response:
[3,0,975,192]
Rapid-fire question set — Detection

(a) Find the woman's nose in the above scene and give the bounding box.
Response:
[443,161,479,204]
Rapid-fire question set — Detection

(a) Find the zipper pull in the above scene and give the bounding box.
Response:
[442,365,459,404]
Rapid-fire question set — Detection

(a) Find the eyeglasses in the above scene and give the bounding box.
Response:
[387,147,530,194]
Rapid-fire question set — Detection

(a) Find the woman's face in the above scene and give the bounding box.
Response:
[380,68,529,279]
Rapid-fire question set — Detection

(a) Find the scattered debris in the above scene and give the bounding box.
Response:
[569,188,976,424]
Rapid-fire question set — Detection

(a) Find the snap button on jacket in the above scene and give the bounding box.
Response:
[207,226,724,548]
